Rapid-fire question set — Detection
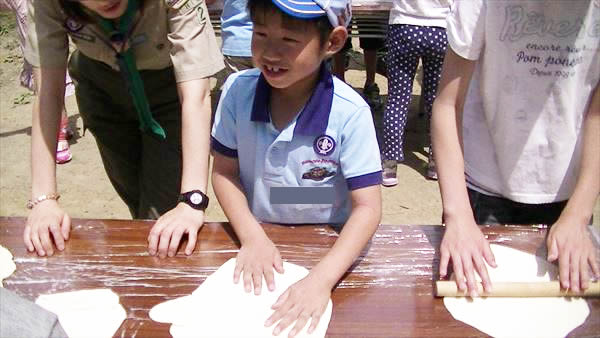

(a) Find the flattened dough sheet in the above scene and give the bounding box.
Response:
[444,244,590,338]
[151,259,333,338]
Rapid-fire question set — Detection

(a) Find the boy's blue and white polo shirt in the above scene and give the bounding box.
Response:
[211,65,382,225]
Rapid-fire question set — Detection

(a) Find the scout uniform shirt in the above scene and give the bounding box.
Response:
[24,0,224,83]
[211,66,383,225]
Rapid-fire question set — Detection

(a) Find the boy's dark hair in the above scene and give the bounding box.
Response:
[58,0,147,24]
[247,0,333,45]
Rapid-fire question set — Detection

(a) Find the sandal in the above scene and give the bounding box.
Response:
[56,117,73,164]
[382,159,398,187]
[56,139,72,164]
[60,115,74,140]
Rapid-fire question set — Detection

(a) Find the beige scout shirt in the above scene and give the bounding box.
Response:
[25,0,224,82]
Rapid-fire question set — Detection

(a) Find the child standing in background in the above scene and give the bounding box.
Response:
[381,0,452,186]
[220,0,253,73]
[0,0,74,164]
[211,0,382,335]
[332,32,386,111]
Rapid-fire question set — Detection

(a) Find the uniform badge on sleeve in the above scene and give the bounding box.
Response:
[65,17,83,33]
[313,135,336,156]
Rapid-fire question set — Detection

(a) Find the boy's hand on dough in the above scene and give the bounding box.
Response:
[265,274,330,338]
[440,215,496,297]
[148,202,204,258]
[234,235,284,295]
[547,220,600,293]
[24,200,71,257]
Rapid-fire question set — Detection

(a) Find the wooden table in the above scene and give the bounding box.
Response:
[1,217,598,337]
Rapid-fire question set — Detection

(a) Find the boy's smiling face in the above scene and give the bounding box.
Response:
[251,10,335,93]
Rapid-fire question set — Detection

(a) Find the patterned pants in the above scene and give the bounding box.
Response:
[383,24,447,162]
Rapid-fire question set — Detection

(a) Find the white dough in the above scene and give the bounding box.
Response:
[0,245,16,287]
[444,244,590,338]
[150,259,333,338]
[36,289,126,338]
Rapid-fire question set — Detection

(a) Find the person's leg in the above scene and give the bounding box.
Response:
[332,37,352,81]
[5,0,73,163]
[68,51,143,218]
[382,25,420,161]
[359,36,385,110]
[137,67,183,219]
[55,107,72,164]
[358,36,385,86]
[363,48,377,86]
[381,25,420,186]
[421,26,448,180]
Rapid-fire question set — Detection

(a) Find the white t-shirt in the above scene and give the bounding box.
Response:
[447,0,600,204]
[389,0,452,28]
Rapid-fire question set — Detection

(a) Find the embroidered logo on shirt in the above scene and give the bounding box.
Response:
[65,17,83,33]
[302,167,336,181]
[313,135,336,156]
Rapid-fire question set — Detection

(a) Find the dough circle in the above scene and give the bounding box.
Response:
[150,259,333,338]
[443,244,590,338]
[0,245,16,287]
[36,289,127,338]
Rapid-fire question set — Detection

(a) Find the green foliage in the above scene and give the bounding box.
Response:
[3,54,20,64]
[13,92,33,106]
[0,12,15,37]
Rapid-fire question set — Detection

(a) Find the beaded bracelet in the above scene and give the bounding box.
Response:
[26,194,61,210]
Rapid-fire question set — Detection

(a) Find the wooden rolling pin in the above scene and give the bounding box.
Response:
[435,281,600,297]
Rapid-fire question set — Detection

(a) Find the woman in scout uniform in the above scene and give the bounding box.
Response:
[23,0,224,258]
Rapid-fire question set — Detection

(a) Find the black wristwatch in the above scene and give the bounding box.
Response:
[178,190,209,211]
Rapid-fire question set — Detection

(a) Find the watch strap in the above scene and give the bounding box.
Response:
[178,190,209,210]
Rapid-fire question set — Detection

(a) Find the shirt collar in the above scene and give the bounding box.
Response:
[250,63,334,136]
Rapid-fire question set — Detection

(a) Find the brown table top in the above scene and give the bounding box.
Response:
[1,217,598,337]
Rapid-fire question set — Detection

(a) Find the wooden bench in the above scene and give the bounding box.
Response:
[208,0,391,39]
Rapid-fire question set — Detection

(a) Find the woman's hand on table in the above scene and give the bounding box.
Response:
[148,202,204,258]
[265,273,331,338]
[234,234,284,295]
[547,219,600,293]
[439,215,497,297]
[24,200,71,256]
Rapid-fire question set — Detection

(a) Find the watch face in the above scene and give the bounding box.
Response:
[190,192,203,205]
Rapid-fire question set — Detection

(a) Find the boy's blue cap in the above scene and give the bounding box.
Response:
[271,0,352,27]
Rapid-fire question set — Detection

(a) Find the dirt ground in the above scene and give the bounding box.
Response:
[0,13,598,227]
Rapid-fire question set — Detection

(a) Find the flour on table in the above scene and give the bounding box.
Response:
[0,245,16,287]
[150,258,333,338]
[36,288,126,338]
[443,244,590,338]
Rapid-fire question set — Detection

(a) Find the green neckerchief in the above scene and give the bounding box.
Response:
[97,0,166,138]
